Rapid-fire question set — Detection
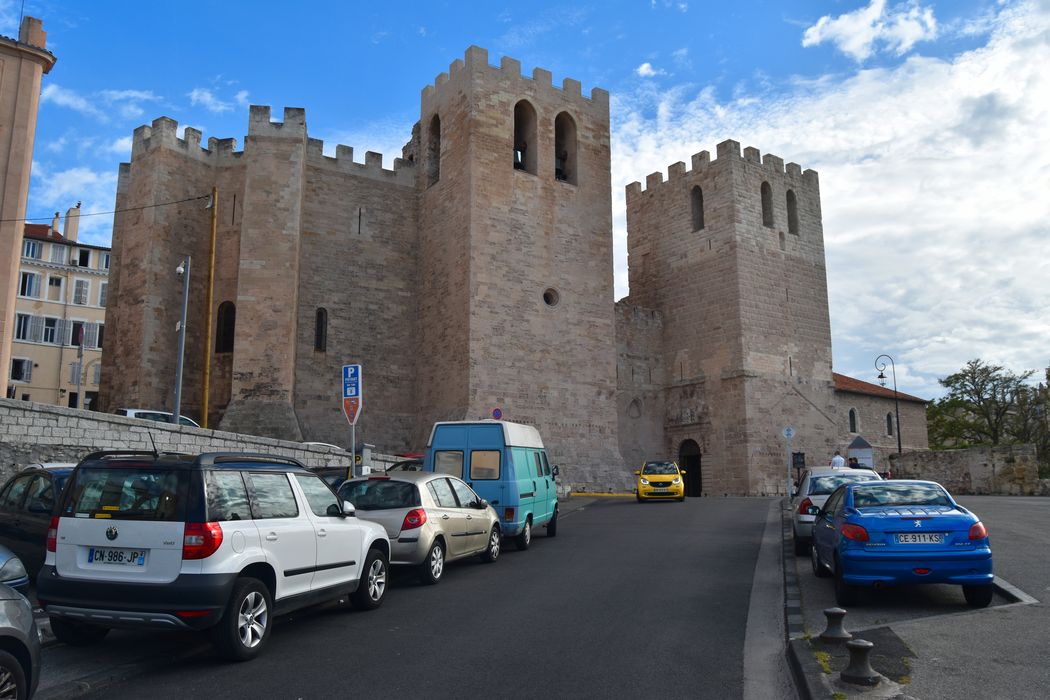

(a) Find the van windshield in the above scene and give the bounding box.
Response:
[65,466,186,521]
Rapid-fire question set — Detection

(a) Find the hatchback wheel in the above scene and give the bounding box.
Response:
[810,545,830,578]
[793,528,810,557]
[963,584,993,608]
[0,649,26,700]
[481,526,501,563]
[833,556,861,607]
[419,541,445,585]
[351,548,388,610]
[515,518,532,551]
[214,577,272,662]
[50,618,110,646]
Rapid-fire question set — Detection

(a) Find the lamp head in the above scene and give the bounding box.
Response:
[175,262,185,276]
[877,371,887,387]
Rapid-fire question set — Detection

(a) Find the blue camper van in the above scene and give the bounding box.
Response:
[424,421,559,550]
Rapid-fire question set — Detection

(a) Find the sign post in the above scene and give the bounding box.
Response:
[782,426,796,498]
[342,364,362,476]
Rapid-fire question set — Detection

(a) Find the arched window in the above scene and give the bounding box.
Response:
[848,408,857,433]
[691,186,705,231]
[314,308,328,352]
[887,413,894,435]
[426,114,441,187]
[786,189,799,234]
[513,100,537,174]
[215,301,235,353]
[554,111,577,184]
[761,181,774,228]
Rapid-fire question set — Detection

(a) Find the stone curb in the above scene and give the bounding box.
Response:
[781,499,822,700]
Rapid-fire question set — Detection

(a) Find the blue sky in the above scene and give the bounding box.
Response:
[6,0,1049,400]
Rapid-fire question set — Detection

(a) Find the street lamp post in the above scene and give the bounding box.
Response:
[875,354,902,456]
[173,256,191,425]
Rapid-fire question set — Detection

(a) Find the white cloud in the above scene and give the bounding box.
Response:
[28,164,120,246]
[41,84,106,119]
[234,90,250,107]
[803,0,938,62]
[611,1,1050,398]
[318,115,415,168]
[188,87,232,114]
[635,62,666,78]
[498,7,588,49]
[103,136,133,156]
[41,85,161,122]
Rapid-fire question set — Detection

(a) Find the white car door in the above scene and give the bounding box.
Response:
[245,472,316,599]
[292,474,363,592]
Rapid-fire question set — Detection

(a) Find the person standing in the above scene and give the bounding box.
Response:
[830,451,846,468]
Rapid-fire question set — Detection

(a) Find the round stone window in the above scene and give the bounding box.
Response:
[543,288,560,307]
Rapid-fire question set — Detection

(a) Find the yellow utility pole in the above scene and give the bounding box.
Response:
[201,187,218,428]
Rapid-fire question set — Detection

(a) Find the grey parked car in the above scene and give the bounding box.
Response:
[338,472,501,585]
[0,582,40,699]
[791,467,882,555]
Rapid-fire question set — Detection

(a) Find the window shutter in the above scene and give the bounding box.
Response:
[56,319,69,345]
[85,323,99,348]
[93,364,102,384]
[29,316,44,343]
[24,362,32,382]
[69,362,81,384]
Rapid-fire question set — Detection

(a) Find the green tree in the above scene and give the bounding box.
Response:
[930,359,1034,447]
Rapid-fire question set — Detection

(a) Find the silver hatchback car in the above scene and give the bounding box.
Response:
[338,472,501,584]
[791,467,882,555]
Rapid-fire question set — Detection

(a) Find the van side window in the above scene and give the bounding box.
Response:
[426,478,458,508]
[470,450,500,480]
[532,452,544,478]
[540,451,551,476]
[434,451,464,478]
[206,471,251,521]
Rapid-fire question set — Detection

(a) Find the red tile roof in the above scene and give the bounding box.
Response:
[23,223,61,241]
[833,372,926,404]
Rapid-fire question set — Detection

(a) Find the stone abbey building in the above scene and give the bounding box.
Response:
[99,46,927,494]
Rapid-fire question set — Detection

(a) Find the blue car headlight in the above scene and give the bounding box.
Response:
[0,557,26,583]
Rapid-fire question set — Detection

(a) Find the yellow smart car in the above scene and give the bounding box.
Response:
[635,461,686,502]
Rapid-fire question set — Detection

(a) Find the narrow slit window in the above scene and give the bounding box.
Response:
[427,114,441,187]
[691,186,704,231]
[216,301,236,353]
[886,413,894,435]
[314,308,328,352]
[786,189,799,234]
[513,100,538,174]
[849,409,857,433]
[761,181,774,228]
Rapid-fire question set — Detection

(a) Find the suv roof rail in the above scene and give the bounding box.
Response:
[196,453,308,469]
[79,450,177,462]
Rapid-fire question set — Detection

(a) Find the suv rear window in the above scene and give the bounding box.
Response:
[65,466,187,521]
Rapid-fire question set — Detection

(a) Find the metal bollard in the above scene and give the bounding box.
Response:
[819,607,852,643]
[840,639,880,686]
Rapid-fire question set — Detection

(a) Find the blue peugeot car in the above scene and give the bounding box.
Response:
[810,480,993,607]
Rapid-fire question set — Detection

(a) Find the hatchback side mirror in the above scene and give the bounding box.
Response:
[474,499,489,510]
[342,500,356,517]
[679,470,687,475]
[807,506,820,516]
[633,470,641,476]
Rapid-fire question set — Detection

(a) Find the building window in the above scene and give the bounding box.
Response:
[10,359,31,382]
[848,408,857,433]
[886,413,894,436]
[95,324,105,350]
[47,276,63,302]
[23,240,42,259]
[84,323,99,349]
[314,308,328,352]
[73,279,89,305]
[50,244,67,264]
[691,186,705,231]
[786,189,799,235]
[70,321,85,347]
[14,314,31,341]
[77,249,91,267]
[19,272,40,298]
[101,253,111,270]
[216,301,236,353]
[513,100,537,174]
[554,111,577,184]
[426,114,441,187]
[69,362,82,385]
[761,181,774,228]
[98,282,108,308]
[43,318,59,345]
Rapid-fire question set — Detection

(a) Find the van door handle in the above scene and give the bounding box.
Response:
[265,533,278,541]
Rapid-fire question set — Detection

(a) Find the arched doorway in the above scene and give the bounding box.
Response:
[678,440,702,497]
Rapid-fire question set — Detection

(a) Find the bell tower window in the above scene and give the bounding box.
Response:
[513,100,537,175]
[554,111,577,184]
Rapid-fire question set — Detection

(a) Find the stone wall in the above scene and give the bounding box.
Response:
[892,444,1040,495]
[0,398,400,483]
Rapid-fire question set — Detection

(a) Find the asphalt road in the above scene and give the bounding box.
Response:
[50,496,780,700]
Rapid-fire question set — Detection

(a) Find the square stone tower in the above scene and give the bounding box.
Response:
[622,141,836,494]
[416,47,625,483]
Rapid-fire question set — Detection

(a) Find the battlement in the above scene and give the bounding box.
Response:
[625,139,819,204]
[131,116,243,163]
[248,105,307,138]
[421,45,609,107]
[305,138,415,187]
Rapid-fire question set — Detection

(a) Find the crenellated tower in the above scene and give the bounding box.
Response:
[621,139,835,494]
[415,46,626,484]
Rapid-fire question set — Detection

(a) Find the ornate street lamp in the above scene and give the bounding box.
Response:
[875,354,902,455]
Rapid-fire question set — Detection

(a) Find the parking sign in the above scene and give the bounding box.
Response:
[342,364,362,425]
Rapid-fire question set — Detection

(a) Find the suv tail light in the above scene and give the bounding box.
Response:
[841,523,869,542]
[47,516,59,552]
[183,522,223,559]
[401,508,427,531]
[798,497,813,515]
[969,521,988,540]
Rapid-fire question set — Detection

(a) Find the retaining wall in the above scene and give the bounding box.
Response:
[891,444,1043,495]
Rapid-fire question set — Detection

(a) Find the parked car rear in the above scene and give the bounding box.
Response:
[0,583,40,699]
[791,467,881,555]
[0,463,75,578]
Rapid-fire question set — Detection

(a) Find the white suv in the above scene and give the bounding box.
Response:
[36,451,390,661]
